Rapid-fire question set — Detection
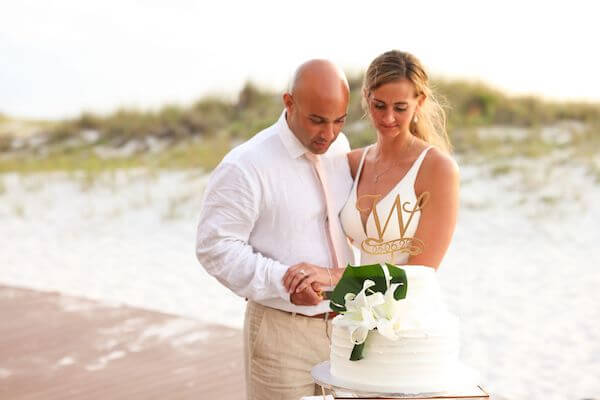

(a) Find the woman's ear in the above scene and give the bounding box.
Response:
[362,88,370,102]
[417,92,426,108]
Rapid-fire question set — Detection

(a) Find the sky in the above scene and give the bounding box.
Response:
[1,0,599,120]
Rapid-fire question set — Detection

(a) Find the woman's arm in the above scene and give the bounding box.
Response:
[407,148,460,269]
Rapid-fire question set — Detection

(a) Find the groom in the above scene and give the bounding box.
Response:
[196,59,355,399]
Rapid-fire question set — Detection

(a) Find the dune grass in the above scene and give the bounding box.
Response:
[0,136,231,175]
[1,78,599,174]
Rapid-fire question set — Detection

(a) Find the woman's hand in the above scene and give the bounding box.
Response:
[290,285,322,306]
[283,263,332,295]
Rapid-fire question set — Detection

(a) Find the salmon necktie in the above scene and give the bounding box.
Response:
[305,152,346,269]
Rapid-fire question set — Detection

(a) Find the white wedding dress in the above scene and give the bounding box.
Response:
[340,145,432,265]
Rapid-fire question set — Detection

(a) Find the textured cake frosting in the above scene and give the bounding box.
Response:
[329,265,461,391]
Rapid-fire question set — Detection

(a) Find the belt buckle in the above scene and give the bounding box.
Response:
[323,311,338,320]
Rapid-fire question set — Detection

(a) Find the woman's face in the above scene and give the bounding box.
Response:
[368,79,422,138]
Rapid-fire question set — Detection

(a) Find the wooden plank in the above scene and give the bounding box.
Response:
[0,285,245,399]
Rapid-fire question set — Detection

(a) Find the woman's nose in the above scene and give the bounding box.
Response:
[382,109,395,124]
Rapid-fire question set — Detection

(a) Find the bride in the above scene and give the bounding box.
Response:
[284,50,459,293]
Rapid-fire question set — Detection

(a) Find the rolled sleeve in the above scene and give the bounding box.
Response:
[196,161,290,302]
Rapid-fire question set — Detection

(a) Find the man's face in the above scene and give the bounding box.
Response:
[284,91,348,154]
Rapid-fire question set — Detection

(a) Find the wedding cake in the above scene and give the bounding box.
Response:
[329,265,463,392]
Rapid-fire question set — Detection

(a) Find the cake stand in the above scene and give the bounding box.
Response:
[311,361,489,399]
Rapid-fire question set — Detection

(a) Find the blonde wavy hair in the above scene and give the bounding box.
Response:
[362,50,451,153]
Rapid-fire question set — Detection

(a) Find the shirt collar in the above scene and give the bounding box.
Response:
[277,110,311,159]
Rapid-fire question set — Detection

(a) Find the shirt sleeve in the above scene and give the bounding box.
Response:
[195,161,290,302]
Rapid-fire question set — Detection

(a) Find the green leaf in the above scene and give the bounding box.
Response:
[329,263,407,312]
[350,341,366,361]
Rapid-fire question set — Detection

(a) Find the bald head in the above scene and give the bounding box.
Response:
[290,59,349,101]
[283,59,350,154]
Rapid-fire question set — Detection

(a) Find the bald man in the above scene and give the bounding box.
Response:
[196,60,355,399]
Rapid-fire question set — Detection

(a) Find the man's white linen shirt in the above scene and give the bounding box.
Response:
[196,111,354,316]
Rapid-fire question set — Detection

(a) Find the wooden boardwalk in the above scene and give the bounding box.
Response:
[0,285,245,399]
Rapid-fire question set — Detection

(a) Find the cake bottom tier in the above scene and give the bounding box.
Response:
[330,323,460,389]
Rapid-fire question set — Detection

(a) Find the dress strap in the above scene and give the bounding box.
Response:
[405,146,433,186]
[352,145,372,189]
[356,145,371,177]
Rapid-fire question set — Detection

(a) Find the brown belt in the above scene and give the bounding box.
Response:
[302,311,339,320]
[244,299,340,320]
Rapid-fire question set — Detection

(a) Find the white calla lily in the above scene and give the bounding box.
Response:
[338,280,385,344]
[340,276,408,344]
[374,283,402,320]
[334,263,409,360]
[372,282,404,340]
[374,318,398,340]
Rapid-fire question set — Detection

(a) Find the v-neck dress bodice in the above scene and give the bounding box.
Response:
[340,145,432,265]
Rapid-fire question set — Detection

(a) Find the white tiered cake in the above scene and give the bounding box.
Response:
[329,265,464,393]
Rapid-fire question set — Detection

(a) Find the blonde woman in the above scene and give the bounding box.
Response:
[286,50,459,294]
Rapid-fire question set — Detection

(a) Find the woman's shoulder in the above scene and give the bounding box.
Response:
[417,146,460,190]
[347,147,367,179]
[424,146,459,173]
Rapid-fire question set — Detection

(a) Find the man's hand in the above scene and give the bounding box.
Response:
[290,285,323,306]
[283,262,331,295]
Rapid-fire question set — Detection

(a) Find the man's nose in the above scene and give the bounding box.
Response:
[321,123,335,140]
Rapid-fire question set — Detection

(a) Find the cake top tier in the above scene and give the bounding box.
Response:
[398,265,441,301]
[333,264,455,340]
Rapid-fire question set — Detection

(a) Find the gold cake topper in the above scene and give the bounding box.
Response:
[356,192,430,261]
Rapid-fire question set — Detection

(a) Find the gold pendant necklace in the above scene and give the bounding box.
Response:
[372,136,416,183]
[373,162,401,183]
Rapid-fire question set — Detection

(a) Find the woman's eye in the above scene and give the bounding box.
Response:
[374,104,385,110]
[395,107,408,112]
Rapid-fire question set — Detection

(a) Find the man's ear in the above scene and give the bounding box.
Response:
[283,92,294,112]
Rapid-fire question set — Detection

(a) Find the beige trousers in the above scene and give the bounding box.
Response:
[244,301,333,400]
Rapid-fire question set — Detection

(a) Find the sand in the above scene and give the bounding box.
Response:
[1,162,599,399]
